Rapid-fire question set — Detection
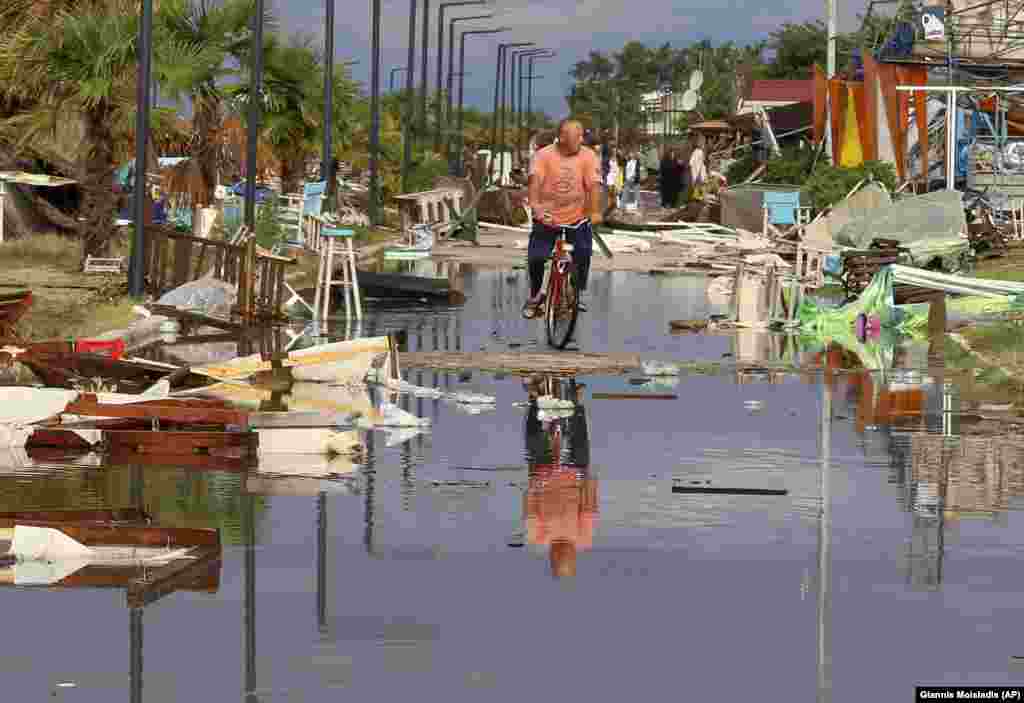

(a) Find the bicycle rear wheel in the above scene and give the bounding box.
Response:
[545,266,579,349]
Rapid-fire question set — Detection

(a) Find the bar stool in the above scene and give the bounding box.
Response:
[313,226,363,321]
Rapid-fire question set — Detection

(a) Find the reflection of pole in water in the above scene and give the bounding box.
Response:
[130,607,143,703]
[817,373,832,703]
[316,491,327,634]
[130,464,144,514]
[364,426,377,556]
[243,495,257,702]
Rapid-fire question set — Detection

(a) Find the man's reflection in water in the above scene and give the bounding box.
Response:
[522,376,598,579]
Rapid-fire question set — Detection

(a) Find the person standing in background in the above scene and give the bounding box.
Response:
[688,134,708,202]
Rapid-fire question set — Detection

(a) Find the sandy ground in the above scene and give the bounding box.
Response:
[432,225,724,274]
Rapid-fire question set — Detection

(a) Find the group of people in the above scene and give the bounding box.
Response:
[657,133,708,209]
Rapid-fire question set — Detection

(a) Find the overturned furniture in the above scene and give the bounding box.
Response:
[394,188,465,244]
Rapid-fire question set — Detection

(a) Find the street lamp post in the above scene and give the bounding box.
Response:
[458,28,510,176]
[129,0,154,298]
[419,0,430,138]
[368,0,382,225]
[321,0,335,212]
[436,1,487,151]
[400,0,418,194]
[244,0,265,234]
[446,14,492,141]
[515,49,551,164]
[526,52,554,133]
[390,67,407,93]
[501,43,532,181]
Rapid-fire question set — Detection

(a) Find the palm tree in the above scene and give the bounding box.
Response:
[156,0,269,206]
[230,32,359,195]
[0,0,200,260]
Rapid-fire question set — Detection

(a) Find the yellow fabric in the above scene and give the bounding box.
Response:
[839,85,864,167]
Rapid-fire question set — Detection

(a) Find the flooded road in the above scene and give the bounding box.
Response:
[2,267,1023,702]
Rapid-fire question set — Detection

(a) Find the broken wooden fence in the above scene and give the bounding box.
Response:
[144,227,292,323]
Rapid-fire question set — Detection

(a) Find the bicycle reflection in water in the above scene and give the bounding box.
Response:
[520,376,598,579]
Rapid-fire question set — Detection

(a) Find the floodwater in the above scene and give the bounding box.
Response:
[2,264,1024,702]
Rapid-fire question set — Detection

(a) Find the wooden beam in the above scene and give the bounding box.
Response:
[11,521,220,548]
[398,351,642,376]
[64,395,249,426]
[127,546,222,608]
[0,508,149,526]
[102,430,258,456]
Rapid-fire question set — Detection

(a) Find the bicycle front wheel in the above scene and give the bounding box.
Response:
[545,266,579,349]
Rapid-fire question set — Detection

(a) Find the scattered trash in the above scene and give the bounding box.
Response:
[641,361,681,376]
[538,409,574,422]
[155,275,236,317]
[669,319,707,332]
[536,395,574,410]
[744,400,764,412]
[356,402,431,428]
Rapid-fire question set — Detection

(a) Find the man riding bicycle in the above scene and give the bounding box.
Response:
[522,118,604,319]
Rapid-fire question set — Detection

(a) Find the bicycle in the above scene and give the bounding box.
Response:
[541,219,587,349]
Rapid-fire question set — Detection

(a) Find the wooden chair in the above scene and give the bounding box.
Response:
[280,181,326,248]
[762,191,811,237]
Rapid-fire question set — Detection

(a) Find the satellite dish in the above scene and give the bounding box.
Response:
[681,90,698,111]
[689,70,704,91]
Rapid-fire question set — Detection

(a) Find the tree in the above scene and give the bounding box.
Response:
[0,0,201,260]
[765,21,828,79]
[229,33,359,195]
[157,0,268,206]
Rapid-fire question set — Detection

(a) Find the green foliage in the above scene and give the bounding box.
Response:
[725,150,898,211]
[802,160,897,209]
[725,153,757,184]
[724,147,818,186]
[765,147,818,185]
[407,151,450,193]
[254,194,284,249]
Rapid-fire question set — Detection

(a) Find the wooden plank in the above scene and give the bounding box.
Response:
[146,305,243,331]
[11,521,220,548]
[0,508,149,526]
[64,396,249,426]
[399,351,641,376]
[102,430,258,456]
[172,236,192,288]
[127,546,222,608]
[105,448,255,472]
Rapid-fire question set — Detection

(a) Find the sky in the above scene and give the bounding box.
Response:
[274,0,866,117]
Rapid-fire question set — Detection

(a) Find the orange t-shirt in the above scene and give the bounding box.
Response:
[528,144,602,226]
[524,469,598,550]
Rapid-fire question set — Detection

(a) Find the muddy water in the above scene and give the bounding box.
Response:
[2,269,1024,702]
